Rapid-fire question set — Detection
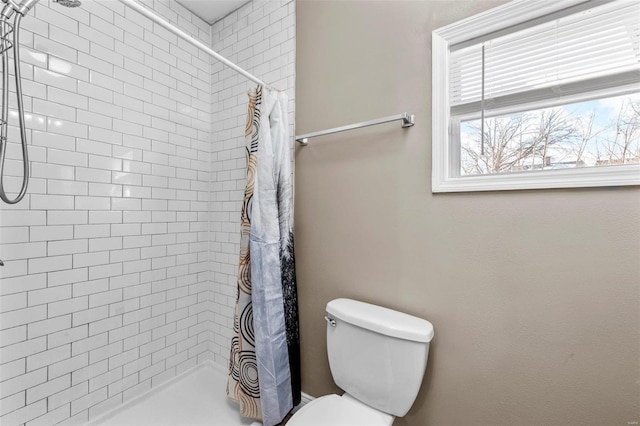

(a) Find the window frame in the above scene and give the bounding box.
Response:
[431,0,640,193]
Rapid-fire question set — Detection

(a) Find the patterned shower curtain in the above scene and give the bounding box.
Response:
[227,85,301,426]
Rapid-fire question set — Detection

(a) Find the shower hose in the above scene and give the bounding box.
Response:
[0,7,28,204]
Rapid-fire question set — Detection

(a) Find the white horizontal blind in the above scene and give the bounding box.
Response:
[450,0,640,108]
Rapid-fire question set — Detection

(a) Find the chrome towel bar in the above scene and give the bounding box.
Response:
[296,112,415,145]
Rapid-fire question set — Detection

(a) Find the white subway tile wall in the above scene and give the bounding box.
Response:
[0,0,289,425]
[1,0,213,421]
[208,0,296,368]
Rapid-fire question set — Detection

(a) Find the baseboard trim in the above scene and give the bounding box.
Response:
[294,391,315,413]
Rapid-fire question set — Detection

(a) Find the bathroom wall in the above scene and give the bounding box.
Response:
[0,1,214,424]
[295,1,640,425]
[208,0,296,368]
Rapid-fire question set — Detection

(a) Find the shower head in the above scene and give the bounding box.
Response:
[54,0,80,7]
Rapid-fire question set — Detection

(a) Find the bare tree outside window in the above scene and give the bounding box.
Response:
[460,94,640,176]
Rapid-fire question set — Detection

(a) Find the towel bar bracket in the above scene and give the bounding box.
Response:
[401,113,415,128]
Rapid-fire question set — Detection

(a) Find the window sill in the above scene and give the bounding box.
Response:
[432,164,640,193]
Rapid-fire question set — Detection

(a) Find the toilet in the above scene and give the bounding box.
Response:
[288,298,434,425]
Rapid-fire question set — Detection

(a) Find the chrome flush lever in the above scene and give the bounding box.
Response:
[324,316,336,327]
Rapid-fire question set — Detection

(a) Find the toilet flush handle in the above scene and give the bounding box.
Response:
[324,316,336,327]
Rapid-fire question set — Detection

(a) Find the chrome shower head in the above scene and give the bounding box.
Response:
[54,0,80,7]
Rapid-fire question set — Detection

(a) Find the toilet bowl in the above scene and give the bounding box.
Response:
[288,298,434,425]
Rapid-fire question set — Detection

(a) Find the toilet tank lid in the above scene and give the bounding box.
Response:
[326,299,434,343]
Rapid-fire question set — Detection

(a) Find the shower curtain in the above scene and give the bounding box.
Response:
[227,85,301,426]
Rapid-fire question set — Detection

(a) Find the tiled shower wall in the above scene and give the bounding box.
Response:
[0,0,295,423]
[0,1,214,424]
[208,0,296,368]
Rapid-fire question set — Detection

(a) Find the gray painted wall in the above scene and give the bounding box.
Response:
[294,1,640,425]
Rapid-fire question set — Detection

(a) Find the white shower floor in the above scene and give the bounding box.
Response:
[93,364,259,426]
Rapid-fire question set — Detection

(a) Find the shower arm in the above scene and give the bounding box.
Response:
[1,0,39,18]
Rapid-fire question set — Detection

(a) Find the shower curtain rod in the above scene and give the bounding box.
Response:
[117,0,267,87]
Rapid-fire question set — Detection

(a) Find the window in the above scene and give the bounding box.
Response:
[432,0,640,192]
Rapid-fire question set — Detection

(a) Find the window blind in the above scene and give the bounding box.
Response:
[450,0,640,110]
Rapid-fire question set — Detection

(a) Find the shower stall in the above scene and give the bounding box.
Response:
[0,0,295,424]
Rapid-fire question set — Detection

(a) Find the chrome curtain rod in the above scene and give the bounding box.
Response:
[296,113,415,145]
[117,0,267,87]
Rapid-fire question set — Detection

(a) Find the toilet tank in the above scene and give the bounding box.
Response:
[325,298,434,417]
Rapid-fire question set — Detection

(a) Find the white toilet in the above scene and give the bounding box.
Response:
[288,298,434,425]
